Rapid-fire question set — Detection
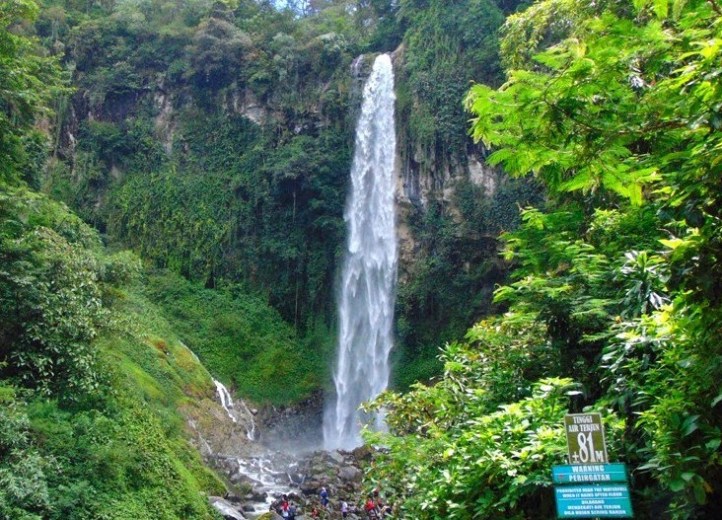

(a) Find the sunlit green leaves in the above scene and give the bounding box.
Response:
[365,378,582,519]
[463,0,722,516]
[466,13,672,204]
[1,185,106,399]
[0,393,53,519]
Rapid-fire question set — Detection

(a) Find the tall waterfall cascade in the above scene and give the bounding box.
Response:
[323,54,398,450]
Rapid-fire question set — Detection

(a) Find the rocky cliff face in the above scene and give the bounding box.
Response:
[54,30,503,298]
[395,141,502,279]
[49,21,518,395]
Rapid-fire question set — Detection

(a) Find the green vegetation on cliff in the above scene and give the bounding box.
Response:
[33,0,537,392]
[143,270,330,404]
[41,0,355,332]
[1,183,224,519]
[5,0,722,519]
[389,0,543,385]
[2,4,231,517]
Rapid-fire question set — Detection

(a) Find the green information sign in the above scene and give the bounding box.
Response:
[552,463,628,484]
[555,484,633,518]
[564,413,608,464]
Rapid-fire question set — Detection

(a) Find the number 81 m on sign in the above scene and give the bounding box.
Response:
[564,413,608,464]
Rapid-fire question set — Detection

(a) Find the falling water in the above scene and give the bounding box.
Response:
[323,54,397,450]
[213,379,257,441]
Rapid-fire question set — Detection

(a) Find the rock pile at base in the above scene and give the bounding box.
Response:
[209,446,375,519]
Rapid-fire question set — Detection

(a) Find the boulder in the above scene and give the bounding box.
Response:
[325,450,345,465]
[338,465,362,482]
[299,479,323,495]
[247,488,268,502]
[209,496,246,520]
[289,471,305,484]
[214,457,241,475]
[351,445,373,461]
[223,492,244,504]
[255,512,283,520]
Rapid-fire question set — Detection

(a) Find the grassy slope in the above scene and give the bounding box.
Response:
[1,184,229,519]
[143,270,334,405]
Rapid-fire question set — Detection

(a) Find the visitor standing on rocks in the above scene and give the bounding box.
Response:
[340,498,349,518]
[320,486,329,508]
[372,488,393,518]
[365,495,379,519]
[288,501,297,520]
[279,494,290,518]
[373,488,383,510]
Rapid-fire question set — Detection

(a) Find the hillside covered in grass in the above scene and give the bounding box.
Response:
[1,183,226,519]
[1,4,307,515]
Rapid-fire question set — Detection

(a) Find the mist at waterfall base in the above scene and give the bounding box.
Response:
[211,380,305,516]
[323,53,398,451]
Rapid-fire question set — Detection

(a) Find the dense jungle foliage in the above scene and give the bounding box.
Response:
[28,0,536,389]
[3,1,529,517]
[5,0,722,519]
[1,173,223,515]
[2,2,303,517]
[1,8,227,516]
[366,1,722,519]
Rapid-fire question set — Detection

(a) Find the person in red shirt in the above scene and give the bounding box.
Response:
[365,495,379,519]
[279,495,290,518]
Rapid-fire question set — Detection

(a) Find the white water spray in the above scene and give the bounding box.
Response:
[323,54,397,450]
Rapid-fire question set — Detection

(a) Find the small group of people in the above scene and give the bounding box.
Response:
[324,485,392,519]
[272,486,392,519]
[271,487,333,519]
[364,489,392,519]
[273,494,298,519]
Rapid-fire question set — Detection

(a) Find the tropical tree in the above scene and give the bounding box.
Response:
[1,0,66,184]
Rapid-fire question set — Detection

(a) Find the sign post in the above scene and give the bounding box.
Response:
[553,413,633,518]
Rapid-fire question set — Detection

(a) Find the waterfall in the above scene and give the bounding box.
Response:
[213,379,257,441]
[323,54,397,450]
